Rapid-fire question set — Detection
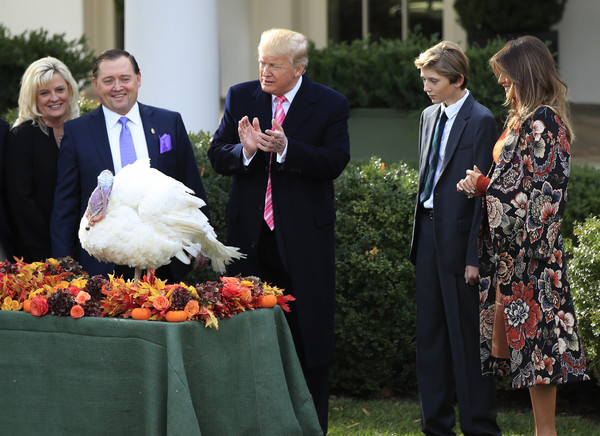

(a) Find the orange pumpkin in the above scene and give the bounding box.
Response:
[165,310,187,322]
[259,294,278,308]
[131,307,152,320]
[23,299,32,313]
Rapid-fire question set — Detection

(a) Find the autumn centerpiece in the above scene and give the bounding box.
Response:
[0,257,294,329]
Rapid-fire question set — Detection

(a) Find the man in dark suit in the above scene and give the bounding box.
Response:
[409,41,501,435]
[50,49,208,281]
[0,118,14,261]
[208,28,350,434]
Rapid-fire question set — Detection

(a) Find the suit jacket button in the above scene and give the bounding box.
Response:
[250,242,256,249]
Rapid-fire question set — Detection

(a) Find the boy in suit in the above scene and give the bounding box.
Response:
[409,41,501,435]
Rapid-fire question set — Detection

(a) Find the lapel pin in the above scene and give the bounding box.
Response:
[151,128,156,134]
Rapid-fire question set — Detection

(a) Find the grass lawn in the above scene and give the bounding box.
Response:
[328,396,600,435]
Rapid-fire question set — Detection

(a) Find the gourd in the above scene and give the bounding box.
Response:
[131,307,152,320]
[165,310,187,322]
[259,294,278,308]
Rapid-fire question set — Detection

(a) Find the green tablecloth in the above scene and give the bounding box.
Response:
[0,307,321,435]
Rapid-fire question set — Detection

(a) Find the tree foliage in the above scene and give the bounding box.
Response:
[454,0,568,38]
[0,24,96,115]
[308,32,508,128]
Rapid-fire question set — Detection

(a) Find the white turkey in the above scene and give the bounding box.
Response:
[79,158,244,279]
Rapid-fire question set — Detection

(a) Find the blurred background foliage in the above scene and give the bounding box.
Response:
[0,24,95,116]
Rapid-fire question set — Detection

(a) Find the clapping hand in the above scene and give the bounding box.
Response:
[238,116,262,159]
[259,119,287,155]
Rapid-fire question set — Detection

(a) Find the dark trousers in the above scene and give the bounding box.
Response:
[258,222,329,435]
[415,212,500,436]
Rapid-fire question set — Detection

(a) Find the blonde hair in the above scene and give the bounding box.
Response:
[15,56,80,133]
[258,28,309,69]
[489,36,573,140]
[414,40,469,89]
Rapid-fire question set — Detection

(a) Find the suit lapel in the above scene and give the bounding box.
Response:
[438,94,473,176]
[419,106,441,184]
[251,84,272,130]
[139,103,160,165]
[280,76,316,138]
[88,107,115,172]
[251,85,273,166]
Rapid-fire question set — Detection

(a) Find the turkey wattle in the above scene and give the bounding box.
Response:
[79,159,244,278]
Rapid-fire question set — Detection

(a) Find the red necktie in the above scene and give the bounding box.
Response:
[264,95,287,230]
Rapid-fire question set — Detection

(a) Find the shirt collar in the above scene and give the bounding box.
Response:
[271,75,303,104]
[441,89,469,120]
[102,102,142,128]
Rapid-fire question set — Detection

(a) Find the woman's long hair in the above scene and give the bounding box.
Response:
[15,56,80,134]
[489,35,573,141]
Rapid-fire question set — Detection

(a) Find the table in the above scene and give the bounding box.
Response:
[0,307,321,435]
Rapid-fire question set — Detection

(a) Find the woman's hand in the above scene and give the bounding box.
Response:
[457,165,483,197]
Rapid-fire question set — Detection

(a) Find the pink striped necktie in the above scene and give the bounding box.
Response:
[264,95,287,230]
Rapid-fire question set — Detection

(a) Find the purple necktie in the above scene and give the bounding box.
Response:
[119,116,137,167]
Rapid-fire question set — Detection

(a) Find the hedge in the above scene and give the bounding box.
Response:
[454,0,567,39]
[331,158,418,396]
[307,32,508,128]
[567,217,600,381]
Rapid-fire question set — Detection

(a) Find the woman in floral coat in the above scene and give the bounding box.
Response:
[457,35,588,436]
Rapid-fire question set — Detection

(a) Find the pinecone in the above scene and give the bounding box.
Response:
[171,286,191,310]
[85,275,108,302]
[47,290,75,316]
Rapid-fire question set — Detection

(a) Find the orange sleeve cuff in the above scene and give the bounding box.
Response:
[475,174,491,195]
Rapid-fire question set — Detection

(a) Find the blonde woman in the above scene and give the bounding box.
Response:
[4,57,79,262]
[457,36,589,436]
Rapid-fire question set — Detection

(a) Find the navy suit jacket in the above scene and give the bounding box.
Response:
[50,103,207,279]
[409,93,497,273]
[208,75,350,367]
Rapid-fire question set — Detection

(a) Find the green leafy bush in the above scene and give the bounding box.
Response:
[307,33,435,110]
[454,0,567,38]
[0,24,96,115]
[331,157,419,396]
[308,33,507,127]
[564,165,600,243]
[464,38,508,127]
[567,217,600,381]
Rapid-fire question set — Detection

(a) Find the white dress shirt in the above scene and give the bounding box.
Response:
[422,89,470,209]
[102,102,150,173]
[243,75,303,166]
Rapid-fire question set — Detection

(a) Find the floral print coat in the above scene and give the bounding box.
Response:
[478,106,588,388]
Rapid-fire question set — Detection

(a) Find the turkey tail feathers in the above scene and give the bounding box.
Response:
[166,215,246,273]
